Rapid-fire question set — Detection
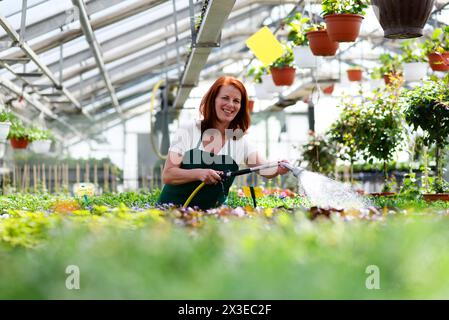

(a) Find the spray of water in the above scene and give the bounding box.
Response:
[281,163,371,209]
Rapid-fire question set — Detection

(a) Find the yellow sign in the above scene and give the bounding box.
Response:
[73,182,95,197]
[245,26,284,66]
[242,186,264,198]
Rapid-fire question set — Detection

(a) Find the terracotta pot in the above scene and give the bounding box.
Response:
[383,73,403,85]
[270,67,296,86]
[347,69,363,81]
[369,192,396,197]
[428,52,449,72]
[248,100,254,113]
[323,84,335,95]
[423,193,449,202]
[10,137,29,149]
[306,30,339,56]
[324,14,364,42]
[371,0,435,39]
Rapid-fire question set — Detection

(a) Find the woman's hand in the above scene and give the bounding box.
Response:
[277,160,291,175]
[196,169,222,185]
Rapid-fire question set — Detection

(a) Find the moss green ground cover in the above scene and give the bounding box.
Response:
[0,190,449,299]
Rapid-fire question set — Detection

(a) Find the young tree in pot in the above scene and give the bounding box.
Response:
[285,13,316,68]
[306,23,339,56]
[422,27,449,72]
[402,76,449,198]
[358,83,405,193]
[328,96,365,183]
[269,45,296,86]
[322,0,368,42]
[400,39,428,82]
[301,131,337,177]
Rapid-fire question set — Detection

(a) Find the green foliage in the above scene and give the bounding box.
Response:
[285,12,311,46]
[0,110,12,123]
[300,132,336,175]
[7,117,29,140]
[270,44,295,68]
[400,39,426,63]
[321,0,369,16]
[399,173,421,199]
[378,53,402,75]
[28,127,54,142]
[247,66,267,84]
[422,26,449,55]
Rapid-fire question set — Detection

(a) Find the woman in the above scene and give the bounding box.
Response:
[158,76,290,209]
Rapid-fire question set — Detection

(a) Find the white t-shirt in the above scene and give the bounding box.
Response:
[168,120,258,165]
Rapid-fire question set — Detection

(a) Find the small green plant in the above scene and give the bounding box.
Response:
[378,53,402,75]
[305,23,326,32]
[422,26,449,55]
[399,173,422,199]
[300,131,336,176]
[270,45,295,68]
[247,66,268,84]
[321,0,369,16]
[285,12,311,46]
[7,118,29,140]
[0,110,11,123]
[28,127,54,142]
[401,39,426,63]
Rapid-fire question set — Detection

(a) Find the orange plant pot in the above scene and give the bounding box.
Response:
[306,30,339,56]
[324,14,364,42]
[347,69,363,81]
[323,84,335,95]
[270,67,296,86]
[423,193,449,202]
[248,100,254,113]
[428,52,449,72]
[10,137,29,149]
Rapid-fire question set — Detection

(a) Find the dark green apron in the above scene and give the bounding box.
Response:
[158,134,239,210]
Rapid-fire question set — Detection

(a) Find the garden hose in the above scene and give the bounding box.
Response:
[182,182,206,208]
[150,80,168,160]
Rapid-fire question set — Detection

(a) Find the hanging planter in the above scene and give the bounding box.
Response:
[31,139,52,153]
[323,84,335,95]
[293,46,317,68]
[347,68,363,81]
[428,52,449,72]
[324,14,364,42]
[306,30,339,56]
[370,0,435,39]
[270,67,296,86]
[10,137,29,149]
[403,62,428,81]
[247,100,254,113]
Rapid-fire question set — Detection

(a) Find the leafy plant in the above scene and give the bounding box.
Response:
[300,131,336,176]
[0,110,12,123]
[321,0,369,16]
[285,12,311,46]
[422,26,449,55]
[305,23,326,33]
[400,39,426,63]
[7,118,29,140]
[270,45,295,68]
[402,76,449,190]
[247,66,268,84]
[378,53,402,75]
[28,127,54,142]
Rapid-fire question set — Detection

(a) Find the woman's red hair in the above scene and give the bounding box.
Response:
[200,76,250,136]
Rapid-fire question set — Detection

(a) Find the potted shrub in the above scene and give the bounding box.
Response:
[400,39,428,81]
[301,131,336,176]
[358,84,404,194]
[0,109,11,141]
[347,65,363,81]
[322,0,368,42]
[306,23,339,56]
[7,118,30,149]
[378,53,403,85]
[269,45,296,86]
[285,13,317,68]
[371,0,435,39]
[422,27,449,72]
[29,127,54,153]
[403,77,449,201]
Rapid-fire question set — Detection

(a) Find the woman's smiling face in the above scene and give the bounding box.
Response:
[214,85,242,126]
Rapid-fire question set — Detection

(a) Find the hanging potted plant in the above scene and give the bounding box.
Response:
[285,13,317,68]
[322,83,335,95]
[371,0,435,39]
[247,66,279,99]
[29,127,54,154]
[378,53,403,85]
[0,109,11,141]
[322,0,368,42]
[422,27,449,72]
[306,23,339,56]
[347,64,363,81]
[403,77,449,201]
[270,45,296,86]
[400,39,428,82]
[7,118,30,149]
